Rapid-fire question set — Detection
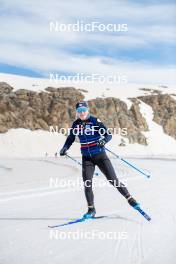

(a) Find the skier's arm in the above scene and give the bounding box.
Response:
[60,122,76,155]
[63,131,75,149]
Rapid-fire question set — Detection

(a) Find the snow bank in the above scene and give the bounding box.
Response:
[0,126,176,158]
[0,73,175,101]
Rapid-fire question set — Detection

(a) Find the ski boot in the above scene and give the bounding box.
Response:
[83,206,96,219]
[127,196,140,209]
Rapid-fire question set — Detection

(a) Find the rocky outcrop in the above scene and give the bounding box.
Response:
[0,83,84,133]
[139,94,176,140]
[88,98,148,144]
[0,82,13,95]
[0,82,149,145]
[1,82,175,145]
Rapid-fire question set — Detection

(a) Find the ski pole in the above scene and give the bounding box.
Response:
[65,154,99,176]
[66,153,82,166]
[105,147,151,178]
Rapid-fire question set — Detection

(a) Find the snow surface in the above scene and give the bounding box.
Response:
[1,125,176,158]
[0,157,176,264]
[0,73,175,101]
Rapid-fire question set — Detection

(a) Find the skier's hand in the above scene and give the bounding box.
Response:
[60,146,67,156]
[97,139,106,147]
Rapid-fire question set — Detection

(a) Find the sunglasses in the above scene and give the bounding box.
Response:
[76,107,88,113]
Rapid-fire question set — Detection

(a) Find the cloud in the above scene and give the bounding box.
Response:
[0,0,175,84]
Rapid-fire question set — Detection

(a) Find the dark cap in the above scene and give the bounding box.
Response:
[75,101,89,110]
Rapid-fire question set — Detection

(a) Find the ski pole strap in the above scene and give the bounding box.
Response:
[105,147,150,178]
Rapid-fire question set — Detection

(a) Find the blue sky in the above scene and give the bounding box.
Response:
[0,0,175,84]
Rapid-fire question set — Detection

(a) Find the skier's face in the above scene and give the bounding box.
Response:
[76,108,89,120]
[79,111,89,120]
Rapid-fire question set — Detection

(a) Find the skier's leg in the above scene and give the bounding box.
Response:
[95,152,131,198]
[82,156,95,207]
[95,152,139,207]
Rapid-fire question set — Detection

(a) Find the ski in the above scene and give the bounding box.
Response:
[48,208,151,228]
[48,216,95,228]
[134,206,151,221]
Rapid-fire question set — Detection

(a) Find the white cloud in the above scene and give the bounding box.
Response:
[0,0,175,84]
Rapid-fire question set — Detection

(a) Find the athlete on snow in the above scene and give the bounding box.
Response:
[60,101,139,219]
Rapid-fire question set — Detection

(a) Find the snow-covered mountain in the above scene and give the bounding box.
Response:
[0,73,176,158]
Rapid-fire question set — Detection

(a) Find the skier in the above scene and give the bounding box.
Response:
[60,101,139,219]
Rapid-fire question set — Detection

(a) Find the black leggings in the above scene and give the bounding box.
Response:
[82,151,130,207]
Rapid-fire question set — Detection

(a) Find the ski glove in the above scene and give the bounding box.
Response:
[97,139,106,147]
[60,146,67,156]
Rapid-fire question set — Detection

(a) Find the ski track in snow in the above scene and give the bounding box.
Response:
[129,222,144,264]
[112,220,127,263]
[27,157,80,172]
[0,158,176,264]
[0,164,12,171]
